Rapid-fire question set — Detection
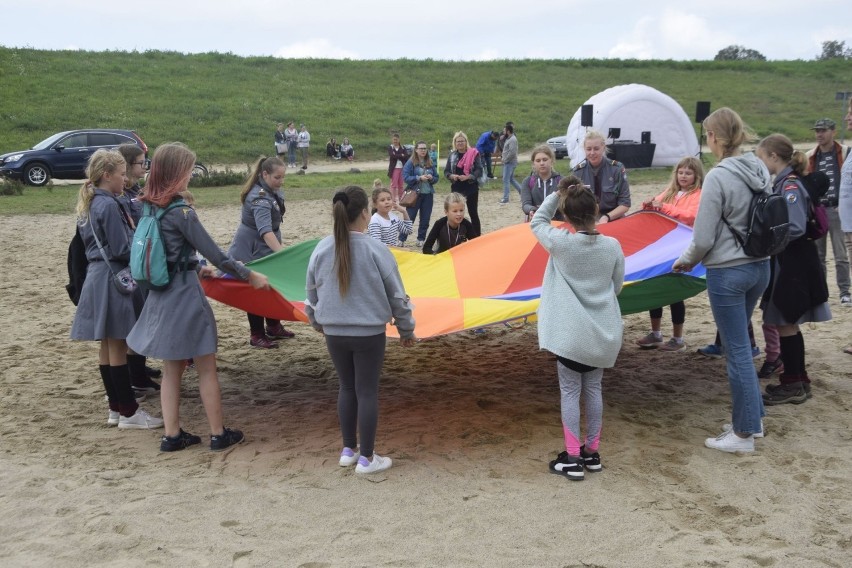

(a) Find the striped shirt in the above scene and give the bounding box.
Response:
[368,212,412,246]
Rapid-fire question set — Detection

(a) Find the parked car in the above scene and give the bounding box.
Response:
[0,129,147,186]
[546,135,568,160]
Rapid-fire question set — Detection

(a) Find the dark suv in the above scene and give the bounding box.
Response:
[0,129,147,186]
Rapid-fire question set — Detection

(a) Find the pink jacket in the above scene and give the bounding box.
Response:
[646,188,702,227]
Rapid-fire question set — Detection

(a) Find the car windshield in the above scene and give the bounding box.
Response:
[32,131,72,150]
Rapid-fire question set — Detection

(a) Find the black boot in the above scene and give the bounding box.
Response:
[128,354,161,394]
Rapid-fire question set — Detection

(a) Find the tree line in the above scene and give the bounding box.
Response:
[715,40,852,62]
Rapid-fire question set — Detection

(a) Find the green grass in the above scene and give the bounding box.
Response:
[1,47,849,165]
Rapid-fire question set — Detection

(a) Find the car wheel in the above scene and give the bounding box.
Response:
[24,163,50,186]
[191,163,208,178]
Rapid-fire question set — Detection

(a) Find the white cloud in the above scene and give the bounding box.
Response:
[469,49,501,61]
[607,10,736,59]
[608,16,656,59]
[274,39,359,60]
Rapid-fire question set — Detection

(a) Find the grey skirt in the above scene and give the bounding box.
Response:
[126,270,218,360]
[763,264,832,326]
[70,261,138,341]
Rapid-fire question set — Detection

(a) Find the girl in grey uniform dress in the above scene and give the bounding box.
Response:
[70,149,164,430]
[126,143,271,452]
[228,156,294,349]
[756,135,831,405]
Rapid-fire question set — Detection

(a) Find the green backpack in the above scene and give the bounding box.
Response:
[130,199,189,290]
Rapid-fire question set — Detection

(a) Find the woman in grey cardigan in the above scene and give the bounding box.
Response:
[531,179,624,481]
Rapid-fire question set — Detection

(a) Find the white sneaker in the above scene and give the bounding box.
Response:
[107,410,120,426]
[118,408,165,430]
[339,447,360,467]
[723,420,764,438]
[704,429,754,453]
[415,240,424,248]
[355,453,392,474]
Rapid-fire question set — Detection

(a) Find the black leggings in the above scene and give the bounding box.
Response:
[649,301,685,325]
[324,333,386,458]
[247,313,280,335]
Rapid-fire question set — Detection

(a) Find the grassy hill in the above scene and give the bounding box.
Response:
[0,47,848,163]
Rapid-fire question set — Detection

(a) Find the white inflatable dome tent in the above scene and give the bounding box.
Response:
[566,84,699,167]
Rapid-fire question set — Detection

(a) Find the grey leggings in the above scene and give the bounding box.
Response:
[557,361,604,455]
[324,333,386,458]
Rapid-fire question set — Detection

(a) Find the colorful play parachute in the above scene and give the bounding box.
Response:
[202,211,706,338]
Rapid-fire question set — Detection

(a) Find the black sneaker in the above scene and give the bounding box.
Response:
[160,429,202,452]
[580,445,602,472]
[210,427,245,451]
[757,359,784,379]
[766,381,812,399]
[763,382,808,405]
[548,451,584,481]
[132,376,161,395]
[145,365,162,379]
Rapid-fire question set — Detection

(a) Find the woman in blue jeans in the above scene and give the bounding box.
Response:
[401,141,439,248]
[673,107,772,453]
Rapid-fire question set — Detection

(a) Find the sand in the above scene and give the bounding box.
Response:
[1,178,851,568]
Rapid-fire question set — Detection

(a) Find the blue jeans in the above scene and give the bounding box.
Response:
[287,143,297,165]
[502,162,523,200]
[705,260,770,435]
[402,192,433,242]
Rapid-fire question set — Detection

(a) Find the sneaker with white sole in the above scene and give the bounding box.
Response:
[355,453,392,474]
[415,240,424,248]
[840,294,851,306]
[723,420,764,438]
[580,445,602,472]
[107,410,120,426]
[118,408,165,430]
[704,429,754,453]
[635,332,664,349]
[339,447,360,467]
[549,451,584,480]
[697,343,723,358]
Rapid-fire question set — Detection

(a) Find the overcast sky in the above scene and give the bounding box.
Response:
[3,0,850,61]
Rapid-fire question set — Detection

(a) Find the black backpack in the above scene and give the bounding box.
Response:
[723,192,790,257]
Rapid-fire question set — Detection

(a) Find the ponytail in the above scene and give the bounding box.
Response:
[240,156,285,203]
[331,186,369,296]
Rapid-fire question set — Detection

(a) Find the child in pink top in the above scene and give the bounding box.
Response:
[636,157,704,351]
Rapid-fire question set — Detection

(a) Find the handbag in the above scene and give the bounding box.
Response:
[275,141,288,154]
[399,187,419,208]
[89,217,137,295]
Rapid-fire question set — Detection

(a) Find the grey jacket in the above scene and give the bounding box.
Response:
[228,184,284,261]
[678,152,772,269]
[502,134,519,165]
[840,156,852,232]
[305,232,415,338]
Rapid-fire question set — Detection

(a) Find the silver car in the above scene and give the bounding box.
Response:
[546,135,568,159]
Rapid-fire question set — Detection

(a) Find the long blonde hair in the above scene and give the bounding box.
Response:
[659,157,704,203]
[75,148,125,220]
[240,156,285,203]
[703,107,755,159]
[756,134,808,176]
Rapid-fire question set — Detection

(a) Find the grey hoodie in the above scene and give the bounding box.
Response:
[678,152,772,269]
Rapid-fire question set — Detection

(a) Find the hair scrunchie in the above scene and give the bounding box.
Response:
[332,192,350,206]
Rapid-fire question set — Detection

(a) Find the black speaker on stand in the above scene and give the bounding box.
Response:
[641,131,651,144]
[581,104,593,128]
[608,127,621,142]
[695,101,711,161]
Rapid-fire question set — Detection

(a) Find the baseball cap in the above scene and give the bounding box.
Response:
[811,118,836,130]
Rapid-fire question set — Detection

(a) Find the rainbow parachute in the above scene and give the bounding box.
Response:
[202,211,706,338]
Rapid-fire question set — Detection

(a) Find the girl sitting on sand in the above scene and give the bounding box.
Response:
[368,180,413,247]
[530,178,625,481]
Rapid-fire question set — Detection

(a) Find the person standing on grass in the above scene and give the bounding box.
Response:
[387,133,409,203]
[806,118,852,306]
[531,180,624,482]
[275,123,288,159]
[476,129,500,180]
[499,124,522,204]
[127,142,271,453]
[297,124,311,170]
[305,186,416,474]
[673,107,770,454]
[284,121,299,168]
[635,156,704,352]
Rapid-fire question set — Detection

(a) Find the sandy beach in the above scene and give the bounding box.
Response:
[1,177,851,568]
